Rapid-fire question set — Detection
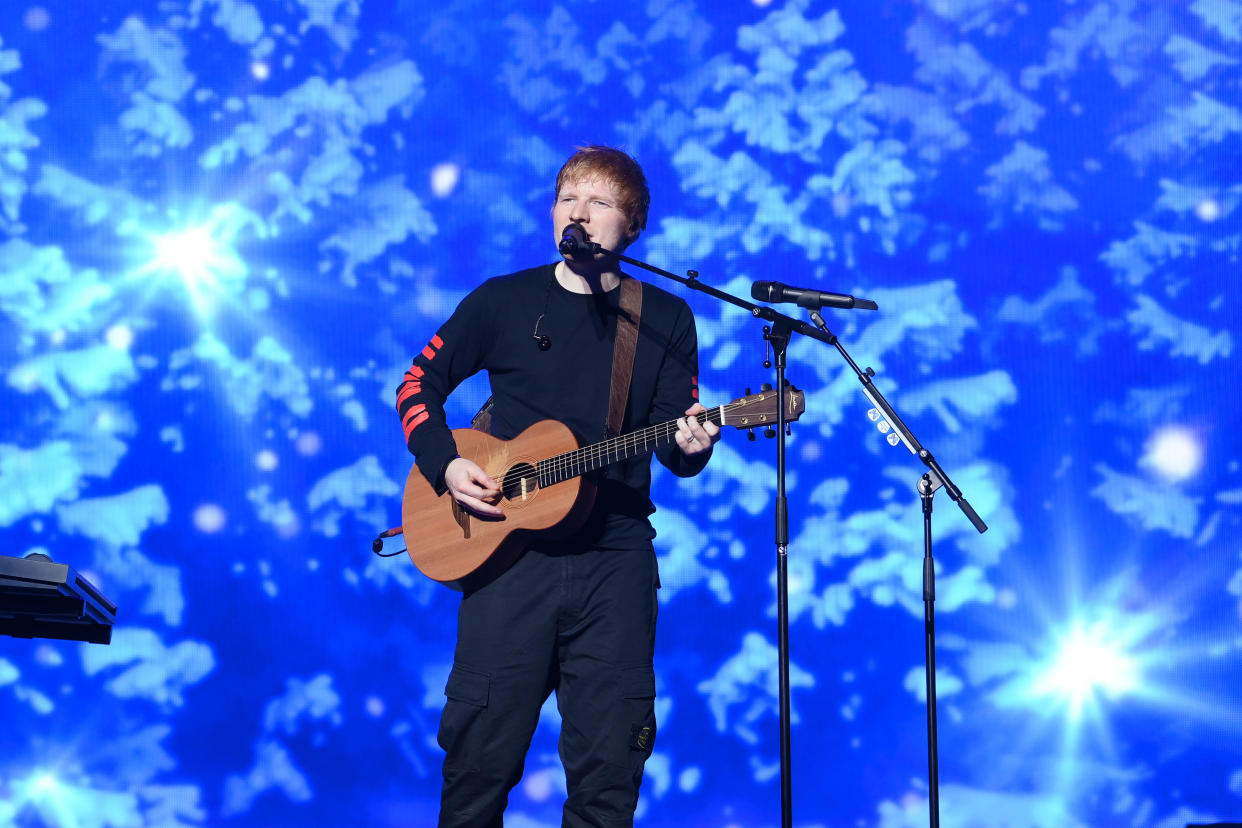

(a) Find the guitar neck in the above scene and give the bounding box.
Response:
[538,406,728,487]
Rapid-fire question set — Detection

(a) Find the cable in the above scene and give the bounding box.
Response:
[371,531,406,557]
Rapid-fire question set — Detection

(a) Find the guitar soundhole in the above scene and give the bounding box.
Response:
[501,462,539,503]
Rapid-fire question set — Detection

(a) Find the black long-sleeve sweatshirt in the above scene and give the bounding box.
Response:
[396,263,710,550]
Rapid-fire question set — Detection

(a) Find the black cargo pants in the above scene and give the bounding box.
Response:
[437,544,659,828]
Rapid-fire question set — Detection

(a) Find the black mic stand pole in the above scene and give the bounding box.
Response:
[804,310,989,828]
[576,241,832,828]
[766,317,794,828]
[919,468,943,828]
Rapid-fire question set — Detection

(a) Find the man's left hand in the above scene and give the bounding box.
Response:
[675,403,720,456]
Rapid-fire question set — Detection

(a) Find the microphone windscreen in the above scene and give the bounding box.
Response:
[750,281,777,302]
[560,223,588,255]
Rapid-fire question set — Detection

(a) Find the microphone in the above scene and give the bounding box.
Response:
[750,280,878,311]
[559,223,600,255]
[532,313,551,351]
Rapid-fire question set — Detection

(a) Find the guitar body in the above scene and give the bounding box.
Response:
[401,420,595,591]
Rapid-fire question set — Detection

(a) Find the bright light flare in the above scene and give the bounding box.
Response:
[150,227,228,300]
[1032,621,1141,721]
[430,162,460,197]
[133,207,251,315]
[1195,198,1221,223]
[1142,425,1203,482]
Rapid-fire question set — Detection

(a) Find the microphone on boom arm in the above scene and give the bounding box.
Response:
[750,280,878,311]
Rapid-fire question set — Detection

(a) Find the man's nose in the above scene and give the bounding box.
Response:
[569,202,589,222]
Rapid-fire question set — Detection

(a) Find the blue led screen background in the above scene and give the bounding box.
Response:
[1,0,1240,825]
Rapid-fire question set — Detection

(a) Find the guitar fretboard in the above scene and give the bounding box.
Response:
[536,404,738,487]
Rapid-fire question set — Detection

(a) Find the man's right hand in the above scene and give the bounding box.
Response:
[444,457,503,518]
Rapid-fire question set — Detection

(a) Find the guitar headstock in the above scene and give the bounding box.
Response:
[721,384,806,431]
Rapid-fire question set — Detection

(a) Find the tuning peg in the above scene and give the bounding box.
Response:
[764,426,776,439]
[748,430,757,442]
[745,387,751,396]
[786,424,791,436]
[761,383,773,392]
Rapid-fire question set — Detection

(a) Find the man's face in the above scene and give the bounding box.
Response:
[552,175,638,258]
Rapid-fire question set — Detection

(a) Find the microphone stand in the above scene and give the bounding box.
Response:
[576,241,987,828]
[804,310,989,828]
[573,242,838,828]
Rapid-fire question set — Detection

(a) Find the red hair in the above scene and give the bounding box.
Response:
[554,145,650,231]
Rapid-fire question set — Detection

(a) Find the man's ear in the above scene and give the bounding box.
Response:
[624,224,641,248]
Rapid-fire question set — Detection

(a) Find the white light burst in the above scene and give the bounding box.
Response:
[1032,621,1141,721]
[430,162,461,197]
[1195,198,1221,223]
[132,205,253,315]
[1142,425,1204,482]
[148,226,236,310]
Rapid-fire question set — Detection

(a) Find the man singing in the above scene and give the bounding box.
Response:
[397,145,719,826]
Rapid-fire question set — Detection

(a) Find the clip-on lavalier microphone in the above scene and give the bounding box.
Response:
[532,313,551,351]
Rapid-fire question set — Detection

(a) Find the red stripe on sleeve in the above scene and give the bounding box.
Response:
[402,410,429,438]
[396,384,421,409]
[421,335,445,361]
[402,405,429,438]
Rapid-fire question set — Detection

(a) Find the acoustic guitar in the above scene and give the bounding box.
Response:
[401,385,806,590]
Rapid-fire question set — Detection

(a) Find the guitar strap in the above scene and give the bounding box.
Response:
[471,275,643,439]
[470,396,495,433]
[607,276,643,438]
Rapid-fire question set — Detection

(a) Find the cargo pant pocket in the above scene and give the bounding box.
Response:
[438,664,492,772]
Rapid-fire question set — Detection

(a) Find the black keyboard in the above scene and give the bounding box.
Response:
[0,554,117,644]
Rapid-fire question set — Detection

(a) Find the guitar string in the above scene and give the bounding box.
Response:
[499,410,719,493]
[494,400,772,493]
[497,410,717,493]
[499,394,799,492]
[542,409,717,485]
